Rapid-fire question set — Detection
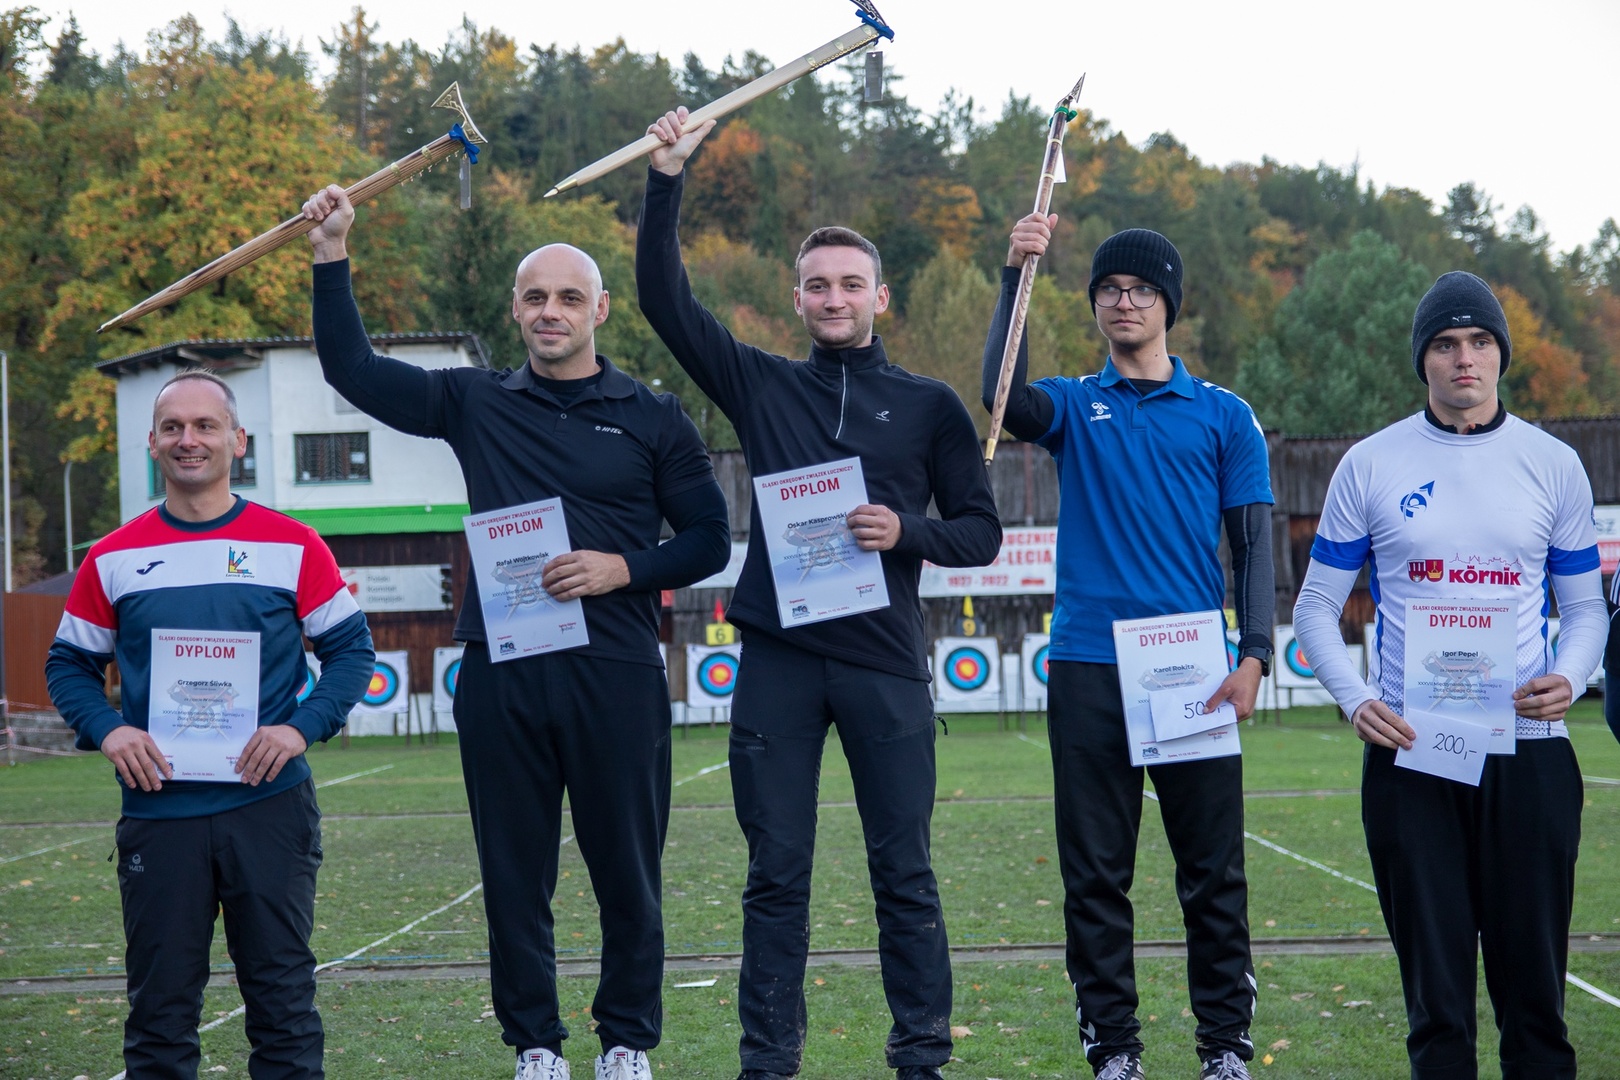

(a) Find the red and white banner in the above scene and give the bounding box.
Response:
[1594,506,1620,575]
[920,528,1057,597]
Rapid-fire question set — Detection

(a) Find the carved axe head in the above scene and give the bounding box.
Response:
[430,82,487,145]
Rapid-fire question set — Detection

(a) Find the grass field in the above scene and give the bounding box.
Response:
[4,706,1619,1078]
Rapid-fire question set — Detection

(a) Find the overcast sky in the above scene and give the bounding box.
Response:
[30,0,1620,254]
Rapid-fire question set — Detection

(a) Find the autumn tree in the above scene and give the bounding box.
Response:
[1497,285,1597,418]
[1236,231,1430,434]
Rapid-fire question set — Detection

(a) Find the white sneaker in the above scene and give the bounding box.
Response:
[517,1047,570,1080]
[595,1046,652,1080]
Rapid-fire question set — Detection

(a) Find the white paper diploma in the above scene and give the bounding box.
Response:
[1149,674,1238,743]
[464,498,589,663]
[147,629,260,781]
[1395,709,1490,786]
[1113,610,1241,767]
[753,456,890,628]
[1404,600,1516,753]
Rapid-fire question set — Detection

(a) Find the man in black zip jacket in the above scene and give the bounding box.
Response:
[638,109,1002,1080]
[302,184,730,1080]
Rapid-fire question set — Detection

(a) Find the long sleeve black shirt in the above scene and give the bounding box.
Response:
[638,168,1003,680]
[313,259,730,666]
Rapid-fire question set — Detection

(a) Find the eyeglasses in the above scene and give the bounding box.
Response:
[1094,284,1161,309]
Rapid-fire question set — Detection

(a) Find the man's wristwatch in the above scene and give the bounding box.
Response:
[1238,646,1272,678]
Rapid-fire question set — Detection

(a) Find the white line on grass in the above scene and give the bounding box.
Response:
[673,760,729,787]
[1242,829,1379,893]
[1583,775,1620,785]
[1149,789,1620,1013]
[0,834,97,865]
[102,834,576,1079]
[315,763,396,788]
[1567,973,1620,1007]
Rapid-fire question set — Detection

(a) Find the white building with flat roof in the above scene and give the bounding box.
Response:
[99,333,486,531]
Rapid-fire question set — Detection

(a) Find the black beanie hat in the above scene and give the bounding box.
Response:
[1089,228,1184,330]
[1410,271,1512,383]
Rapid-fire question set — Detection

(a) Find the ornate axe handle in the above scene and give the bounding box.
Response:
[984,74,1086,465]
[543,1,894,198]
[98,83,487,334]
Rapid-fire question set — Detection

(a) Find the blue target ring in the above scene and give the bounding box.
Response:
[1284,637,1314,679]
[442,657,461,700]
[363,661,401,707]
[697,652,739,698]
[1226,639,1240,672]
[944,646,991,692]
[1030,643,1050,686]
[296,664,318,705]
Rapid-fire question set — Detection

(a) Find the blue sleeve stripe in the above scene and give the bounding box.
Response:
[1311,534,1371,571]
[1548,543,1600,575]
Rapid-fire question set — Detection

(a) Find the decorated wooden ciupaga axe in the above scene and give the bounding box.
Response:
[983,74,1087,465]
[97,82,487,334]
[543,0,894,198]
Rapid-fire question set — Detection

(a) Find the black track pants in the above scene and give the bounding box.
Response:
[1362,738,1582,1080]
[454,644,672,1054]
[728,632,951,1074]
[1047,660,1255,1069]
[116,781,324,1080]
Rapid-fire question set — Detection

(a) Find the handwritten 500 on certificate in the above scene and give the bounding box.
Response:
[753,456,890,628]
[463,497,589,663]
[148,629,261,781]
[1112,611,1240,767]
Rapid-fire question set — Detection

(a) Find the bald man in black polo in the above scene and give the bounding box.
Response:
[303,186,730,1080]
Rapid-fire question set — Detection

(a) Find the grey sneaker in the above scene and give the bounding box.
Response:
[516,1048,570,1080]
[1198,1052,1252,1080]
[1096,1053,1145,1080]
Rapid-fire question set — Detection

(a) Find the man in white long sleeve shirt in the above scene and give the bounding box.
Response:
[1293,271,1604,1080]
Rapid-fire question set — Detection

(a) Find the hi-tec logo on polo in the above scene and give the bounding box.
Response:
[594,424,623,435]
[1088,402,1113,423]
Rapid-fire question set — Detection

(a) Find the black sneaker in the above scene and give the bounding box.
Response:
[895,1068,945,1080]
[736,1072,795,1080]
[1095,1053,1145,1080]
[1198,1052,1252,1080]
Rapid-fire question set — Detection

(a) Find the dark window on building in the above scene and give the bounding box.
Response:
[295,432,371,484]
[149,435,257,497]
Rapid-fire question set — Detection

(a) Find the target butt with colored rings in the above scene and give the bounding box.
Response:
[363,661,401,706]
[696,652,739,697]
[944,645,991,692]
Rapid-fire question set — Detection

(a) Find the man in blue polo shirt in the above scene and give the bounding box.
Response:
[982,214,1274,1080]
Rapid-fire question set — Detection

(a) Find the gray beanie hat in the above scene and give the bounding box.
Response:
[1411,271,1512,383]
